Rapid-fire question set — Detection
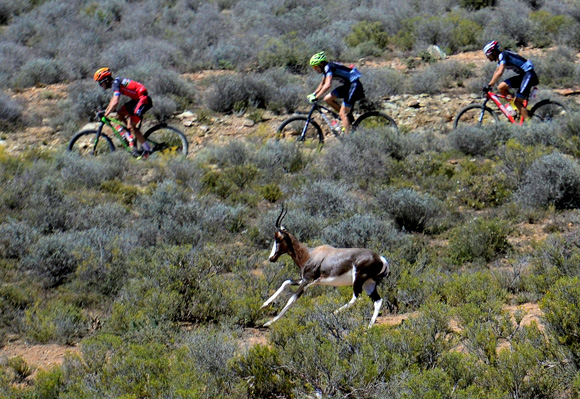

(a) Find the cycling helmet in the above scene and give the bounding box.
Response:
[483,41,499,56]
[94,67,112,82]
[309,51,327,66]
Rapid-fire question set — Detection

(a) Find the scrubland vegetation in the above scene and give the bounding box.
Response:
[1,0,580,398]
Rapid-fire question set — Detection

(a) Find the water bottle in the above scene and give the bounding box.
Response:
[504,102,516,117]
[331,119,340,133]
[117,124,135,148]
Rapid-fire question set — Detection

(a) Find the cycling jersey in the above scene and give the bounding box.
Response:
[112,77,148,100]
[323,62,361,84]
[497,51,534,74]
[111,77,152,122]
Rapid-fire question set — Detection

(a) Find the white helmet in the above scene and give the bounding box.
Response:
[483,40,499,56]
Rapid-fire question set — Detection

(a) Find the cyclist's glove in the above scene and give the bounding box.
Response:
[96,110,105,119]
[307,93,317,103]
[482,85,492,93]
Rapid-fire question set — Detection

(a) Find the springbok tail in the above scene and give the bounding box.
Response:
[378,256,390,279]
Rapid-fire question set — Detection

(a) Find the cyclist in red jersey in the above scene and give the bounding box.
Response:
[93,67,153,157]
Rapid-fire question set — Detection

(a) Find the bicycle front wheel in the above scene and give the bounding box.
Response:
[276,116,324,144]
[144,124,188,156]
[352,111,397,132]
[529,99,568,123]
[68,129,115,156]
[453,104,499,129]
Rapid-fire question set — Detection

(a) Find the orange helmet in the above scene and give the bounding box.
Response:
[93,67,112,82]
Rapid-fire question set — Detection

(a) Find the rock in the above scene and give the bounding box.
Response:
[177,111,195,120]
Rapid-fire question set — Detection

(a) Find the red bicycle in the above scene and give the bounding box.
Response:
[453,88,568,128]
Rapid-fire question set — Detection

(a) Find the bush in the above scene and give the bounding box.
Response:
[0,220,37,259]
[534,47,579,87]
[293,180,356,219]
[460,0,496,10]
[321,128,404,187]
[448,218,512,264]
[361,67,406,104]
[0,92,23,127]
[541,277,580,367]
[21,233,78,288]
[516,152,580,209]
[24,300,88,344]
[14,58,71,88]
[345,20,389,54]
[321,213,404,250]
[377,188,442,233]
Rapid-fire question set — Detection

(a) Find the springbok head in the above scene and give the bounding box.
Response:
[269,204,290,262]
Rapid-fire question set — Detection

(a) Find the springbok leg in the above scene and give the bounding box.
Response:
[264,280,310,327]
[365,280,383,328]
[261,279,301,309]
[335,294,358,313]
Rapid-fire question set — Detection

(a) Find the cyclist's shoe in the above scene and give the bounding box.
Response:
[131,148,143,158]
[137,150,152,160]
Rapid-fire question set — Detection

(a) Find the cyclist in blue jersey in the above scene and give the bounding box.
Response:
[482,41,539,120]
[308,51,365,134]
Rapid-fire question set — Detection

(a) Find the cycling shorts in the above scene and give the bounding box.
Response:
[122,96,153,124]
[331,80,365,108]
[505,70,539,100]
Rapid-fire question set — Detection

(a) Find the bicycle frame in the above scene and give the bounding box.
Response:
[298,102,342,141]
[97,115,146,152]
[484,91,529,125]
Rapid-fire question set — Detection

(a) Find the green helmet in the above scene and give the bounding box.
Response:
[309,51,327,66]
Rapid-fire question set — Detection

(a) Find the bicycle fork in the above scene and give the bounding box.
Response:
[297,107,318,142]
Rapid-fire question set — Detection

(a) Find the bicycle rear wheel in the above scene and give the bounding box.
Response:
[276,116,324,145]
[453,104,499,128]
[144,124,188,156]
[529,99,568,123]
[352,111,397,132]
[68,129,115,156]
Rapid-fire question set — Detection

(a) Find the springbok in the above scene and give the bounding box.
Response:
[261,205,391,328]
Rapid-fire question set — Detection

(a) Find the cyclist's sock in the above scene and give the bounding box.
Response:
[142,142,151,152]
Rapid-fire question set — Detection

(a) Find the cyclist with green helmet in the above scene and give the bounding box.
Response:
[308,51,364,134]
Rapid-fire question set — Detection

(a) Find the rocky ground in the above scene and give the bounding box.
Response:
[1,49,579,155]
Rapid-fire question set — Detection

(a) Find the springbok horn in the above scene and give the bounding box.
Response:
[275,203,287,229]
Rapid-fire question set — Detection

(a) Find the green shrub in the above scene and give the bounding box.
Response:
[497,138,552,186]
[540,277,580,366]
[24,300,87,344]
[14,57,71,87]
[235,345,293,398]
[7,356,34,384]
[0,220,37,259]
[448,218,512,264]
[516,152,580,209]
[21,233,79,288]
[460,0,496,10]
[257,183,283,203]
[346,20,389,51]
[378,188,442,233]
[530,11,575,48]
[321,213,405,250]
[0,91,23,128]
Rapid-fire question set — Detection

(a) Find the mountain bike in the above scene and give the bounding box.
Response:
[453,88,568,129]
[276,100,397,145]
[68,113,188,157]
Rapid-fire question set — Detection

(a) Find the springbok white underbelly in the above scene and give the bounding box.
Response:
[316,269,354,287]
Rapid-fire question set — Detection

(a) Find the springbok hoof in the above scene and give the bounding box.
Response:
[263,320,273,327]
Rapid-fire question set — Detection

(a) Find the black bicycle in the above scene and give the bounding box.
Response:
[68,113,188,157]
[276,100,397,145]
